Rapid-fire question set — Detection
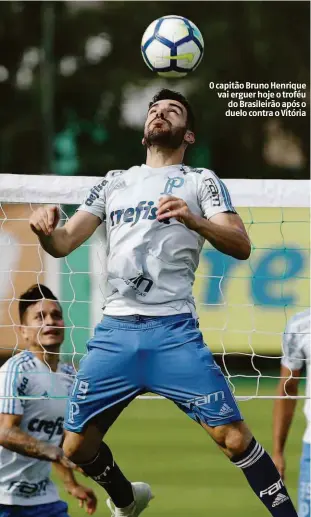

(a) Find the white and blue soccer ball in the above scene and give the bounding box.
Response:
[141,15,204,78]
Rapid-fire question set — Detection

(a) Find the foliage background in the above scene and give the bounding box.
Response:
[0,1,309,178]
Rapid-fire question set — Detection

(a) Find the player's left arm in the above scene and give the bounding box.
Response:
[53,460,97,515]
[272,317,306,479]
[272,365,301,480]
[157,197,251,260]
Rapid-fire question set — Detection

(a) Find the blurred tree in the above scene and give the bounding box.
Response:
[0,1,309,178]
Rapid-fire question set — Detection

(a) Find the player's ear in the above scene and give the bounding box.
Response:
[184,130,195,145]
[19,323,27,342]
[142,137,146,146]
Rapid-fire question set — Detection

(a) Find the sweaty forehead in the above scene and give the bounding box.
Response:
[149,99,186,115]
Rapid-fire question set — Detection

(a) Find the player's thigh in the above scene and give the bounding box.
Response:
[298,442,310,517]
[149,315,243,428]
[63,399,133,462]
[64,322,142,434]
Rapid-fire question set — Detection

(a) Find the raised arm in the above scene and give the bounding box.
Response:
[29,207,101,258]
[189,211,250,260]
[157,197,251,260]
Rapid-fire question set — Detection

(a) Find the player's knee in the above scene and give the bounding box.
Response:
[224,429,249,455]
[209,422,252,456]
[223,424,253,456]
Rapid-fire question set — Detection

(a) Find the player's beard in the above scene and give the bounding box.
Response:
[144,121,187,149]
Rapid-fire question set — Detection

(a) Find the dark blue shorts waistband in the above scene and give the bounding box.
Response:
[100,313,193,329]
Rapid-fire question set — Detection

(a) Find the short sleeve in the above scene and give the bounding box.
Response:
[0,360,29,415]
[59,363,76,396]
[198,170,236,219]
[281,319,305,371]
[78,177,108,221]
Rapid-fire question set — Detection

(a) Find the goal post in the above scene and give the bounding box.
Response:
[0,174,309,400]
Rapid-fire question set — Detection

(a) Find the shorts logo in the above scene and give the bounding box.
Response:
[68,402,80,424]
[219,403,234,415]
[187,390,225,407]
[161,176,185,195]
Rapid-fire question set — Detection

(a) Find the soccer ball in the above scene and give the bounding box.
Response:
[141,15,204,78]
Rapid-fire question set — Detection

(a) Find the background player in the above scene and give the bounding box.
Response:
[0,284,97,517]
[30,89,298,517]
[273,309,310,517]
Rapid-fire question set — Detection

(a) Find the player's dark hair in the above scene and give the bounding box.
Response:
[19,284,60,323]
[149,89,195,131]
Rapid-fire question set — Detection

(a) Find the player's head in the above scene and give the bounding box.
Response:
[143,89,195,150]
[19,284,64,350]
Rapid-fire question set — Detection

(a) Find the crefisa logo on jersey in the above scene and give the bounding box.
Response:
[28,417,64,440]
[110,200,170,227]
[85,179,108,206]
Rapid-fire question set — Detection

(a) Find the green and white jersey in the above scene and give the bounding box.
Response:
[0,352,74,505]
[281,309,311,444]
[79,164,236,316]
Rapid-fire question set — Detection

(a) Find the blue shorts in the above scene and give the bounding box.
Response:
[0,500,69,517]
[65,314,242,433]
[299,442,310,517]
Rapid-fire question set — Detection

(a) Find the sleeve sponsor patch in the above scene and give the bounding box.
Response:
[204,177,221,206]
[85,179,108,206]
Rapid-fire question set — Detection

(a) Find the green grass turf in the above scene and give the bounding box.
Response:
[54,384,305,516]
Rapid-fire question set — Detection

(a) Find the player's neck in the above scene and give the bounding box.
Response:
[145,146,184,168]
[29,346,60,372]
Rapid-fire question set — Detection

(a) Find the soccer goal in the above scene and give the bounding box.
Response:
[0,174,309,401]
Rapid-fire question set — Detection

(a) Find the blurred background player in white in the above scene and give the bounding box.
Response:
[30,89,298,517]
[0,284,97,517]
[273,309,310,517]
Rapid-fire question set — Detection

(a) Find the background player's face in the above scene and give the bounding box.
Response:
[20,299,65,349]
[144,99,190,149]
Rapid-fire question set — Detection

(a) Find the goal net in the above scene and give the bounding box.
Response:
[0,174,309,400]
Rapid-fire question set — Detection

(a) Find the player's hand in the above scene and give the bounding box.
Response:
[157,195,199,230]
[47,446,78,470]
[29,205,60,236]
[68,483,97,515]
[272,452,286,480]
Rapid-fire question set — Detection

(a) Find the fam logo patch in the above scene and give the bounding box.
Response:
[204,177,221,206]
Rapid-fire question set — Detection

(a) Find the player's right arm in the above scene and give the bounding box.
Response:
[29,207,101,258]
[0,413,66,462]
[29,177,108,258]
[0,359,74,466]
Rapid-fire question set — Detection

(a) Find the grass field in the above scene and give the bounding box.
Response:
[55,383,305,517]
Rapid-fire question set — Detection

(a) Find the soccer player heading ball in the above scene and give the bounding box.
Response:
[30,89,298,516]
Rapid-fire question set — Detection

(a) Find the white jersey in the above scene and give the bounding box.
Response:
[281,309,311,444]
[79,164,236,316]
[0,351,74,505]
